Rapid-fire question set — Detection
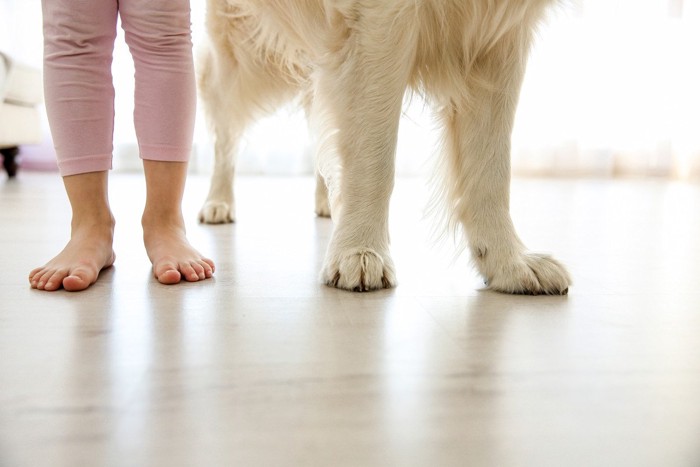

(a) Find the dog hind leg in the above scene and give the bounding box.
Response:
[300,89,332,218]
[198,41,299,224]
[314,171,331,218]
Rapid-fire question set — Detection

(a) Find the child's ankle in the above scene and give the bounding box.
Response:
[71,213,115,234]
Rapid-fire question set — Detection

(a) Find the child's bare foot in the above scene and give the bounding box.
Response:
[143,221,215,285]
[141,160,214,284]
[29,223,115,292]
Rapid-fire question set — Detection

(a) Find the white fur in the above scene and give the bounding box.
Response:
[198,0,572,294]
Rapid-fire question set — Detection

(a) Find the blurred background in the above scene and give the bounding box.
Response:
[1,0,699,179]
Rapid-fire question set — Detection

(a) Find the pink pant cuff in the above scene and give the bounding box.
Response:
[58,154,113,177]
[139,144,191,163]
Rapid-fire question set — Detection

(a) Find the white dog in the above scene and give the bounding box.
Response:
[197,0,571,295]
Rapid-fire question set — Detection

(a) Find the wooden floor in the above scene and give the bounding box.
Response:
[1,172,699,467]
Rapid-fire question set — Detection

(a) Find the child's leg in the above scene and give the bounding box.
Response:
[120,0,196,164]
[41,0,118,175]
[121,0,214,284]
[31,0,118,291]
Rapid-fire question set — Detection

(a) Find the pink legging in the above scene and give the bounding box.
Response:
[42,0,196,176]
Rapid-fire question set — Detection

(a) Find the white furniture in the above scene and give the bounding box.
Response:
[0,52,43,177]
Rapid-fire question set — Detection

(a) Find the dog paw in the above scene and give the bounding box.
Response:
[199,201,235,224]
[486,253,571,296]
[315,197,331,218]
[322,248,396,292]
[315,180,331,218]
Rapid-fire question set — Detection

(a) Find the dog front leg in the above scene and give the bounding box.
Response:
[316,8,418,291]
[441,31,571,295]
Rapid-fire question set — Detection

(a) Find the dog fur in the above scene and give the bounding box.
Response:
[197,0,572,295]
